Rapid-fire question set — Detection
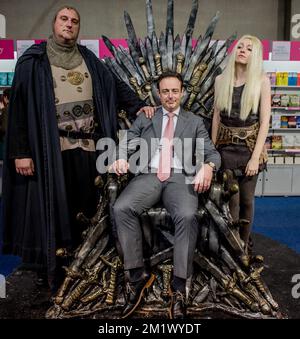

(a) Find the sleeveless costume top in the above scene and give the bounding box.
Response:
[217,84,265,171]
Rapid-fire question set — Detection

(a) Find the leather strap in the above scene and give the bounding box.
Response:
[58,129,101,140]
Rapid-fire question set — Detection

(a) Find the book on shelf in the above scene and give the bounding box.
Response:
[288,72,298,86]
[276,72,289,86]
[288,116,297,128]
[267,71,300,87]
[271,94,300,108]
[290,95,300,107]
[0,72,14,86]
[271,114,281,128]
[280,94,289,107]
[282,135,295,148]
[271,135,283,149]
[271,94,281,107]
[280,116,288,128]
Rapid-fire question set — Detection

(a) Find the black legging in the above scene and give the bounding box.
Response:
[229,174,258,246]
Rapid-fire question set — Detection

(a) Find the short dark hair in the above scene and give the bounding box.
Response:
[157,71,183,90]
[3,88,11,100]
[52,5,81,27]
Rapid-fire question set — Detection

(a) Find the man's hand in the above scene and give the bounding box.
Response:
[15,158,35,176]
[137,106,156,119]
[109,159,129,176]
[193,164,213,193]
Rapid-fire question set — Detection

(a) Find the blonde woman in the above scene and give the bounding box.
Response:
[212,35,271,251]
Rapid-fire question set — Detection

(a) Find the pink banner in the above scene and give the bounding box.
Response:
[0,39,14,59]
[290,41,300,61]
[34,39,46,44]
[99,38,128,58]
[227,40,237,54]
[262,40,270,60]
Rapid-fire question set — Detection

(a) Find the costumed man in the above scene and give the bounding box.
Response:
[1,6,154,290]
[111,71,221,319]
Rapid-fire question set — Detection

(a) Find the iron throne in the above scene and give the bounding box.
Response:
[46,0,283,319]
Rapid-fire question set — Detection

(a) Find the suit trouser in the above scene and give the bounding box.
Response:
[113,173,199,279]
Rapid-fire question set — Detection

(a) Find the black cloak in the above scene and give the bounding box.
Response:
[1,42,144,277]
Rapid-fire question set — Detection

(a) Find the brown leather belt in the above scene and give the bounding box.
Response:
[58,129,101,140]
[216,122,259,150]
[216,121,268,164]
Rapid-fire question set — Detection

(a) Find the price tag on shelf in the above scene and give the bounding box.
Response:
[272,41,291,61]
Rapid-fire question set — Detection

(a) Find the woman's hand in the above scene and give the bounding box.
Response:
[245,157,259,176]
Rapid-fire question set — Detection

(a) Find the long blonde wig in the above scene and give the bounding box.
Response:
[215,35,264,120]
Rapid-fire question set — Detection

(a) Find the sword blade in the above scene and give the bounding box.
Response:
[203,11,220,41]
[167,28,173,70]
[181,35,193,78]
[104,58,132,88]
[184,11,221,82]
[151,31,159,55]
[146,0,155,38]
[173,34,181,69]
[102,35,117,57]
[126,39,146,81]
[180,33,187,57]
[165,0,174,38]
[184,0,199,40]
[183,34,206,82]
[146,37,156,76]
[159,31,168,72]
[124,11,141,55]
[117,49,144,85]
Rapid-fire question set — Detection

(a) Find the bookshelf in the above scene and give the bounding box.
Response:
[255,60,300,196]
[271,85,300,89]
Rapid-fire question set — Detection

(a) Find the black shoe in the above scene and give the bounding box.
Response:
[35,272,49,287]
[170,291,187,319]
[122,273,155,318]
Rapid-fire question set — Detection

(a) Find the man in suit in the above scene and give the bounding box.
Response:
[111,71,221,318]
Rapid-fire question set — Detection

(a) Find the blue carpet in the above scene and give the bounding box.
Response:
[253,197,300,254]
[0,197,300,276]
[0,255,21,276]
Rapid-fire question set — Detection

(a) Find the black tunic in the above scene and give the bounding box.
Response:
[218,85,260,170]
[1,42,145,277]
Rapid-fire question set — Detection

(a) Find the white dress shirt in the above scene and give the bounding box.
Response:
[150,107,183,171]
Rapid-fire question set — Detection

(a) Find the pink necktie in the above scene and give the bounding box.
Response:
[157,112,175,182]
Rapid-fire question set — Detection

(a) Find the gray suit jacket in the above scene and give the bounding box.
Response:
[118,107,221,176]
